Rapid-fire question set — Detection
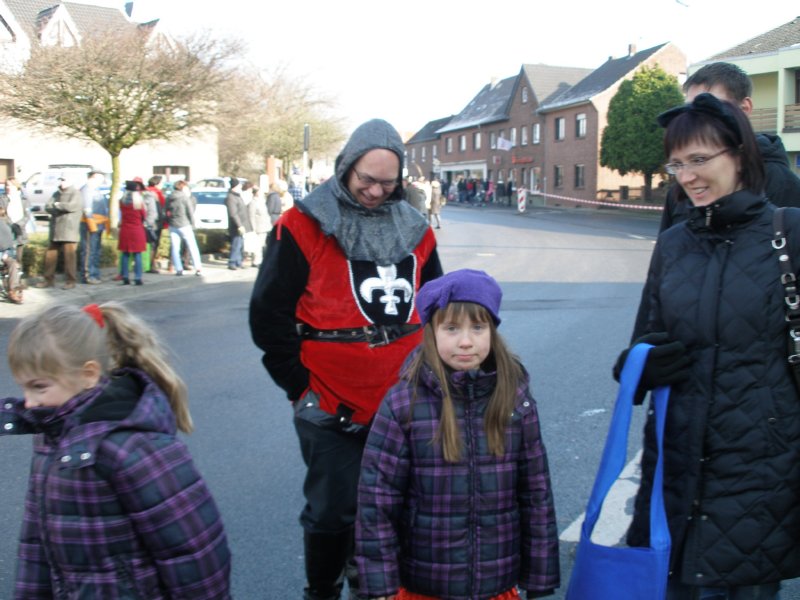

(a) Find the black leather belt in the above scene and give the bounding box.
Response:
[296,323,421,348]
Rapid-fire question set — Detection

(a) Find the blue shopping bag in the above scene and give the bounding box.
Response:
[566,343,671,600]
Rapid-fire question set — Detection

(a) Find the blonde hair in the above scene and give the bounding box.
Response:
[7,302,193,433]
[403,302,522,462]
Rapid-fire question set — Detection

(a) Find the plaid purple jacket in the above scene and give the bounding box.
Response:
[0,369,231,599]
[355,361,560,599]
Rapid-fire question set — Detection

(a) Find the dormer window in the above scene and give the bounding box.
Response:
[522,87,529,103]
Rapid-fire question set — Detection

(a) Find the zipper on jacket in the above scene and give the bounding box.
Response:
[465,378,478,596]
[705,206,713,227]
[37,450,68,598]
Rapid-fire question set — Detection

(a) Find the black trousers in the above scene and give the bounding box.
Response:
[294,396,367,599]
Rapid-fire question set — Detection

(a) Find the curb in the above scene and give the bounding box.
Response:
[0,257,259,319]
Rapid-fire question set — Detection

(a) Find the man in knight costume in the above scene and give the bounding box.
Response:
[249,119,443,600]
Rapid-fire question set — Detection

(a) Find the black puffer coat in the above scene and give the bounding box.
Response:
[630,190,800,586]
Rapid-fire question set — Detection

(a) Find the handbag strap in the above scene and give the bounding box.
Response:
[582,343,671,550]
[771,208,800,386]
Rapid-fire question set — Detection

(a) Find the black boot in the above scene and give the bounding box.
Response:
[302,530,351,600]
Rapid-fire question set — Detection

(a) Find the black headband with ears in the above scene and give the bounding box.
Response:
[657,92,743,143]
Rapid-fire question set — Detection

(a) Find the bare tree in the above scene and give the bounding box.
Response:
[0,27,242,227]
[217,65,347,180]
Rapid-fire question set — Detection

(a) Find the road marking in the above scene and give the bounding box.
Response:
[579,408,606,417]
[559,449,642,544]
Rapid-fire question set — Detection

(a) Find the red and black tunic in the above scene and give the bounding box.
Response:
[250,206,442,424]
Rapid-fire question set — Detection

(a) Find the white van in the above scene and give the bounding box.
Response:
[22,165,110,218]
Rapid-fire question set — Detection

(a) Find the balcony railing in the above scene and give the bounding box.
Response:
[750,107,777,133]
[749,104,800,133]
[784,103,800,131]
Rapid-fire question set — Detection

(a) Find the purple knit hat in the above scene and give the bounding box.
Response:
[416,269,502,326]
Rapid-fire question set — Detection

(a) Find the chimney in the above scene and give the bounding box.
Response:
[628,43,637,57]
[125,2,134,17]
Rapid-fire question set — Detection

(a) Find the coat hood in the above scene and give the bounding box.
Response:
[8,368,177,464]
[757,133,791,167]
[296,119,429,266]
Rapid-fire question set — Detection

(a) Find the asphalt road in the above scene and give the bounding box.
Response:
[1,202,798,598]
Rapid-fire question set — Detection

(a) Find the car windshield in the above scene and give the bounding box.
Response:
[193,191,228,205]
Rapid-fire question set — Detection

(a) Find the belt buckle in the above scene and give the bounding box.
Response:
[365,325,390,348]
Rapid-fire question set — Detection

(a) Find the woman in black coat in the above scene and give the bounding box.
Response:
[617,93,800,599]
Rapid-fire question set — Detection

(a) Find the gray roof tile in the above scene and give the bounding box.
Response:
[5,0,133,40]
[539,43,668,111]
[436,75,518,133]
[407,116,454,144]
[521,64,593,105]
[709,16,800,59]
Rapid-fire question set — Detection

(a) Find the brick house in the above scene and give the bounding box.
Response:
[404,43,687,207]
[405,115,453,182]
[536,42,686,205]
[0,0,218,185]
[430,65,590,201]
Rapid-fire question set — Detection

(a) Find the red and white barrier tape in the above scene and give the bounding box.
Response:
[526,190,663,212]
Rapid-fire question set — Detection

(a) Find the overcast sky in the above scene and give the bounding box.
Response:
[103,0,796,136]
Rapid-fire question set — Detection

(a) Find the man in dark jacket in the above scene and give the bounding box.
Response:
[632,62,800,340]
[249,119,442,600]
[36,173,82,289]
[224,178,247,270]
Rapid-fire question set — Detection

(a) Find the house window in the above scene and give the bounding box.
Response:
[533,123,540,144]
[554,165,563,188]
[411,148,416,162]
[459,135,467,151]
[522,87,529,103]
[473,132,482,150]
[432,145,437,158]
[575,164,585,188]
[490,132,497,149]
[421,146,426,161]
[510,127,517,147]
[446,137,453,153]
[555,118,565,141]
[576,113,587,138]
[521,126,528,146]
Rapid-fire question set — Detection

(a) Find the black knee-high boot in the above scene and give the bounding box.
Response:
[303,530,352,600]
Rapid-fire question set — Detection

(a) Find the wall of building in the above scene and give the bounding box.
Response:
[0,124,218,185]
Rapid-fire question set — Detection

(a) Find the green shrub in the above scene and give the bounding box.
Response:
[195,229,230,255]
[20,228,230,276]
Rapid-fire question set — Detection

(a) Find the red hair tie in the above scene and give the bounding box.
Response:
[82,304,105,328]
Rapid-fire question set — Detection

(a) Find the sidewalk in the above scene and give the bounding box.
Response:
[0,255,259,319]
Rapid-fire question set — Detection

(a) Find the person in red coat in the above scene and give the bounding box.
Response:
[118,178,148,285]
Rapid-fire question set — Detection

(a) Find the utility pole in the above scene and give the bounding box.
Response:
[303,124,310,192]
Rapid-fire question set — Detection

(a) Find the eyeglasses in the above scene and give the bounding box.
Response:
[353,169,398,191]
[664,148,731,175]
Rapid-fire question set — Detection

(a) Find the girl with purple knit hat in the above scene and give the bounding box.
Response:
[356,269,560,600]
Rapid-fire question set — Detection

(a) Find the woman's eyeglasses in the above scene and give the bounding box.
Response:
[664,148,731,175]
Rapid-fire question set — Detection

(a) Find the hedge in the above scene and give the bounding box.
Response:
[20,229,231,276]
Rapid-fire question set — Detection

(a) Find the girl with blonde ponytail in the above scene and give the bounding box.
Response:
[356,269,560,600]
[1,302,231,598]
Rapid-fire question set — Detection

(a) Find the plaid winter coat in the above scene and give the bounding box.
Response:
[356,360,559,599]
[0,369,231,599]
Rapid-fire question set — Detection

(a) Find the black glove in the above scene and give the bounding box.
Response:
[10,223,22,238]
[613,331,691,391]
